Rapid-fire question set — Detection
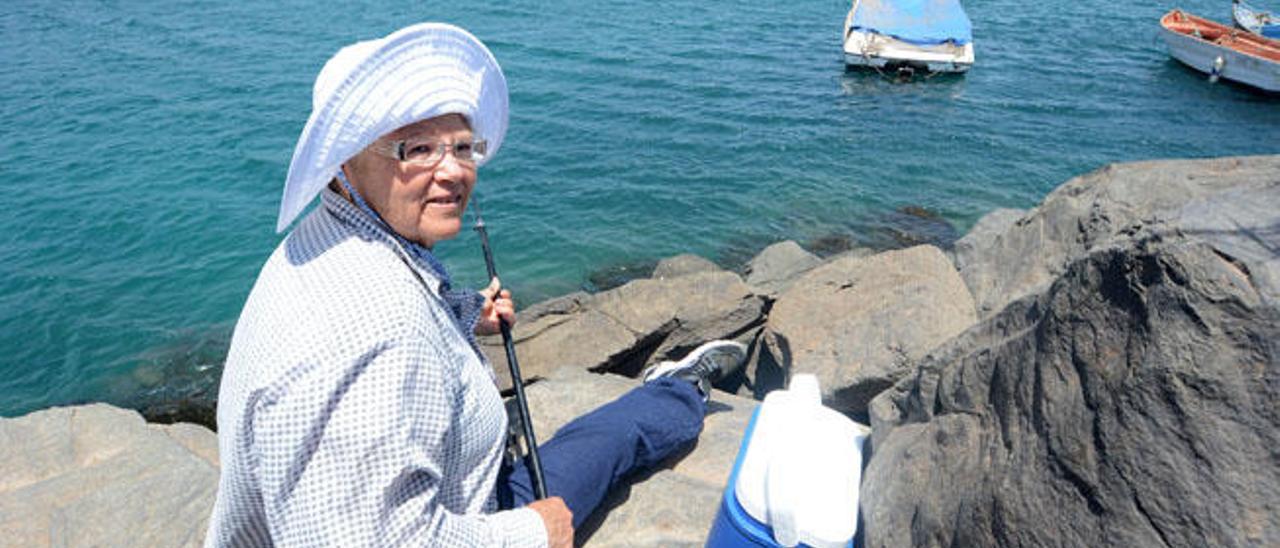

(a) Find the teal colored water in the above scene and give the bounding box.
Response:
[2,1,1278,417]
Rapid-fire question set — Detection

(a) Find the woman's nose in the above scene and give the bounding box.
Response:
[433,150,471,183]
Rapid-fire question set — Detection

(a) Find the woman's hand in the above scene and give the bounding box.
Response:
[528,497,574,548]
[475,277,516,336]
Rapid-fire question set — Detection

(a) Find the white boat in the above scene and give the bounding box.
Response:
[842,0,974,74]
[1233,0,1280,39]
[1160,9,1280,92]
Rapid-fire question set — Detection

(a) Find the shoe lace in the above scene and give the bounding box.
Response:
[689,349,737,382]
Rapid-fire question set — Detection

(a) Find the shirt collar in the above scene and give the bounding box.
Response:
[319,187,451,295]
[318,186,490,366]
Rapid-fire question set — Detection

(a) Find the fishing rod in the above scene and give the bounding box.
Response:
[473,199,548,500]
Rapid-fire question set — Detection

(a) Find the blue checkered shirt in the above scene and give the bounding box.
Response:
[205,189,547,547]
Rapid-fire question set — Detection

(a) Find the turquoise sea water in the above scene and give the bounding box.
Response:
[2,0,1278,417]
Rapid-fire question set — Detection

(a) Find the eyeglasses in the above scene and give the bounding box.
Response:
[370,138,488,168]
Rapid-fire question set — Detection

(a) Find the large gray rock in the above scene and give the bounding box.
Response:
[955,155,1280,319]
[590,271,766,374]
[760,245,977,417]
[482,291,639,391]
[862,232,1280,547]
[484,271,766,388]
[0,404,218,547]
[522,367,758,546]
[744,240,823,296]
[949,207,1026,275]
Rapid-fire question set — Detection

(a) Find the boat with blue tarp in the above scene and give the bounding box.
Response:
[842,0,975,75]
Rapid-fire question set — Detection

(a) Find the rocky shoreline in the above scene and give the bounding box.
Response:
[2,155,1276,546]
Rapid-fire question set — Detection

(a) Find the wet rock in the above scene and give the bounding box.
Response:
[652,253,721,279]
[0,404,218,547]
[760,246,976,418]
[953,155,1280,319]
[744,240,823,297]
[583,258,658,293]
[862,232,1280,547]
[898,205,941,220]
[806,233,858,257]
[715,236,773,276]
[116,327,230,431]
[135,392,219,432]
[868,206,962,251]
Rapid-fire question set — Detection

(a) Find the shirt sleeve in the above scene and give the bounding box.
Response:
[247,336,548,547]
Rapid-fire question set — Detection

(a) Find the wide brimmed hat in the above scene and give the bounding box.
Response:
[277,22,509,233]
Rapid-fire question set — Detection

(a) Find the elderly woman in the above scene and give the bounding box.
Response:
[205,23,746,547]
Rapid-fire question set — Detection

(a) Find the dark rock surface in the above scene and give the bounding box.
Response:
[954,155,1280,319]
[136,393,219,432]
[862,232,1280,547]
[582,258,658,293]
[106,327,230,431]
[870,205,963,250]
[806,232,860,257]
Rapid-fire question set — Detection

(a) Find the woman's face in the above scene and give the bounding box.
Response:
[343,113,477,248]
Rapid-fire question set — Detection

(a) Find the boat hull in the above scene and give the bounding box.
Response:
[1160,11,1280,92]
[842,2,974,74]
[843,29,974,73]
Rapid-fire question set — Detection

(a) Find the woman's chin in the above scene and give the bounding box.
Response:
[418,220,463,246]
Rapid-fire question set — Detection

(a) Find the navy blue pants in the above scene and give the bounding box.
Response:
[496,378,706,527]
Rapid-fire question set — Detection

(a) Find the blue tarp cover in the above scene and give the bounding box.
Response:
[851,0,973,45]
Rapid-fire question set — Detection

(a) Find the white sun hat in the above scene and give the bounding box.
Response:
[276,22,509,233]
